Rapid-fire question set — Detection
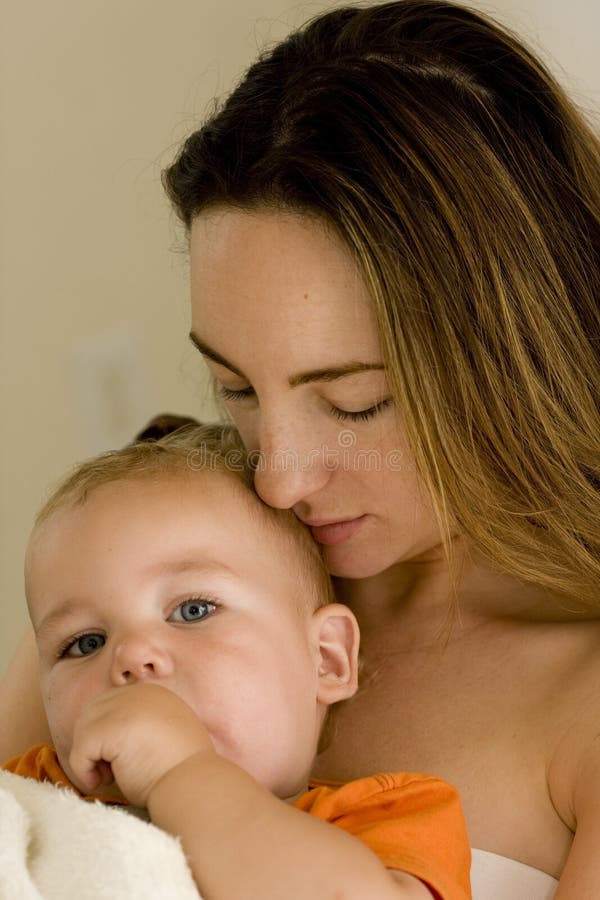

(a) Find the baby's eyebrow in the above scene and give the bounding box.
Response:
[141,558,238,580]
[35,598,86,643]
[189,331,384,387]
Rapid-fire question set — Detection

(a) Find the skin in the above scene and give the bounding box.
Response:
[28,473,351,800]
[24,472,434,899]
[26,473,440,900]
[189,206,600,894]
[190,207,443,581]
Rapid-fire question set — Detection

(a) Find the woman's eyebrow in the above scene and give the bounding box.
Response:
[189,331,384,386]
[189,331,244,377]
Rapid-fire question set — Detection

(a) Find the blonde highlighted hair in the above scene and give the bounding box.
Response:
[164,0,600,610]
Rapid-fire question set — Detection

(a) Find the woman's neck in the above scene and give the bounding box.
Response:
[332,537,594,646]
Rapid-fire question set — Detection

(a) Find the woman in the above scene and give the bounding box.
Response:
[2,1,599,896]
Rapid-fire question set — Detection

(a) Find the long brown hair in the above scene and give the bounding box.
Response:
[163,1,600,608]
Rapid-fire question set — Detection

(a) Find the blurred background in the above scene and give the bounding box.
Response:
[1,0,599,673]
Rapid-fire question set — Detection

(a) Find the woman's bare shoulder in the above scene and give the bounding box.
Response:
[546,617,600,823]
[545,621,600,894]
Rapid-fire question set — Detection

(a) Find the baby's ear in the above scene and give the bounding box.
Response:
[311,604,360,706]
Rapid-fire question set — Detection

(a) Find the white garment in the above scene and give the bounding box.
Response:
[471,848,558,900]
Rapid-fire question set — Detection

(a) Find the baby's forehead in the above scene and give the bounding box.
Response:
[28,468,300,570]
[27,468,322,617]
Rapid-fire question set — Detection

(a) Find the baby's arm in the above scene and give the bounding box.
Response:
[148,751,431,900]
[0,627,51,759]
[69,683,432,900]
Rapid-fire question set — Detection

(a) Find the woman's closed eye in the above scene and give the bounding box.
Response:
[168,598,218,623]
[218,384,255,402]
[329,398,392,423]
[218,381,393,423]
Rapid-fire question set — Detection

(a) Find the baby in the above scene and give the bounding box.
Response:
[5,425,471,900]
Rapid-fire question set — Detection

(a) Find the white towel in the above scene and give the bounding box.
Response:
[0,770,201,900]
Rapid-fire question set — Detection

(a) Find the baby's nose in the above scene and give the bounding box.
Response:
[111,635,174,685]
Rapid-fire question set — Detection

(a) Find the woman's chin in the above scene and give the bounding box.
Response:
[321,544,390,580]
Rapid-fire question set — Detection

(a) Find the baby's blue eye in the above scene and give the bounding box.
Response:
[170,599,217,623]
[63,633,106,658]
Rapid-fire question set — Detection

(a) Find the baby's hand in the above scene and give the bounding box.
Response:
[68,683,215,807]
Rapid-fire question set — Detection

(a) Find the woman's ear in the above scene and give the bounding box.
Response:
[310,604,360,706]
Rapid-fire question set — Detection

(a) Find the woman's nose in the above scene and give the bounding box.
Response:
[251,418,332,510]
[110,633,174,686]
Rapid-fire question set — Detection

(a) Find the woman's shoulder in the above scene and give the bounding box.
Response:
[543,621,600,894]
[544,616,600,831]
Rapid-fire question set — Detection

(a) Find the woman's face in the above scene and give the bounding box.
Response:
[190,208,443,578]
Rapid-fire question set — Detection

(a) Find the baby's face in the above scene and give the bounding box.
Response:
[27,472,329,800]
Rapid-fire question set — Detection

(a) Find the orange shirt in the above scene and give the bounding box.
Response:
[5,746,471,898]
[3,743,126,804]
[5,744,77,789]
[297,771,471,899]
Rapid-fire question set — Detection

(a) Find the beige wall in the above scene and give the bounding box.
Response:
[1,0,598,674]
[480,0,599,108]
[0,0,323,672]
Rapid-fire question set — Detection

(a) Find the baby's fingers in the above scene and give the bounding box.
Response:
[69,727,110,793]
[96,759,115,786]
[68,751,103,792]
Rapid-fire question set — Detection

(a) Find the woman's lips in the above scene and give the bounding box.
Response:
[305,515,368,546]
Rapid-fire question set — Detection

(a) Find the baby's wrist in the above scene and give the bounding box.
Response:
[146,747,221,817]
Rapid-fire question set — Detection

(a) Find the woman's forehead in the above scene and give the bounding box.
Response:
[189,207,380,358]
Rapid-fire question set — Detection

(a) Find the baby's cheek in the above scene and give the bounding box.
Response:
[49,713,88,792]
[42,677,76,761]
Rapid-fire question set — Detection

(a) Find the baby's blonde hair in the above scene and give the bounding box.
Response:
[33,423,336,613]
